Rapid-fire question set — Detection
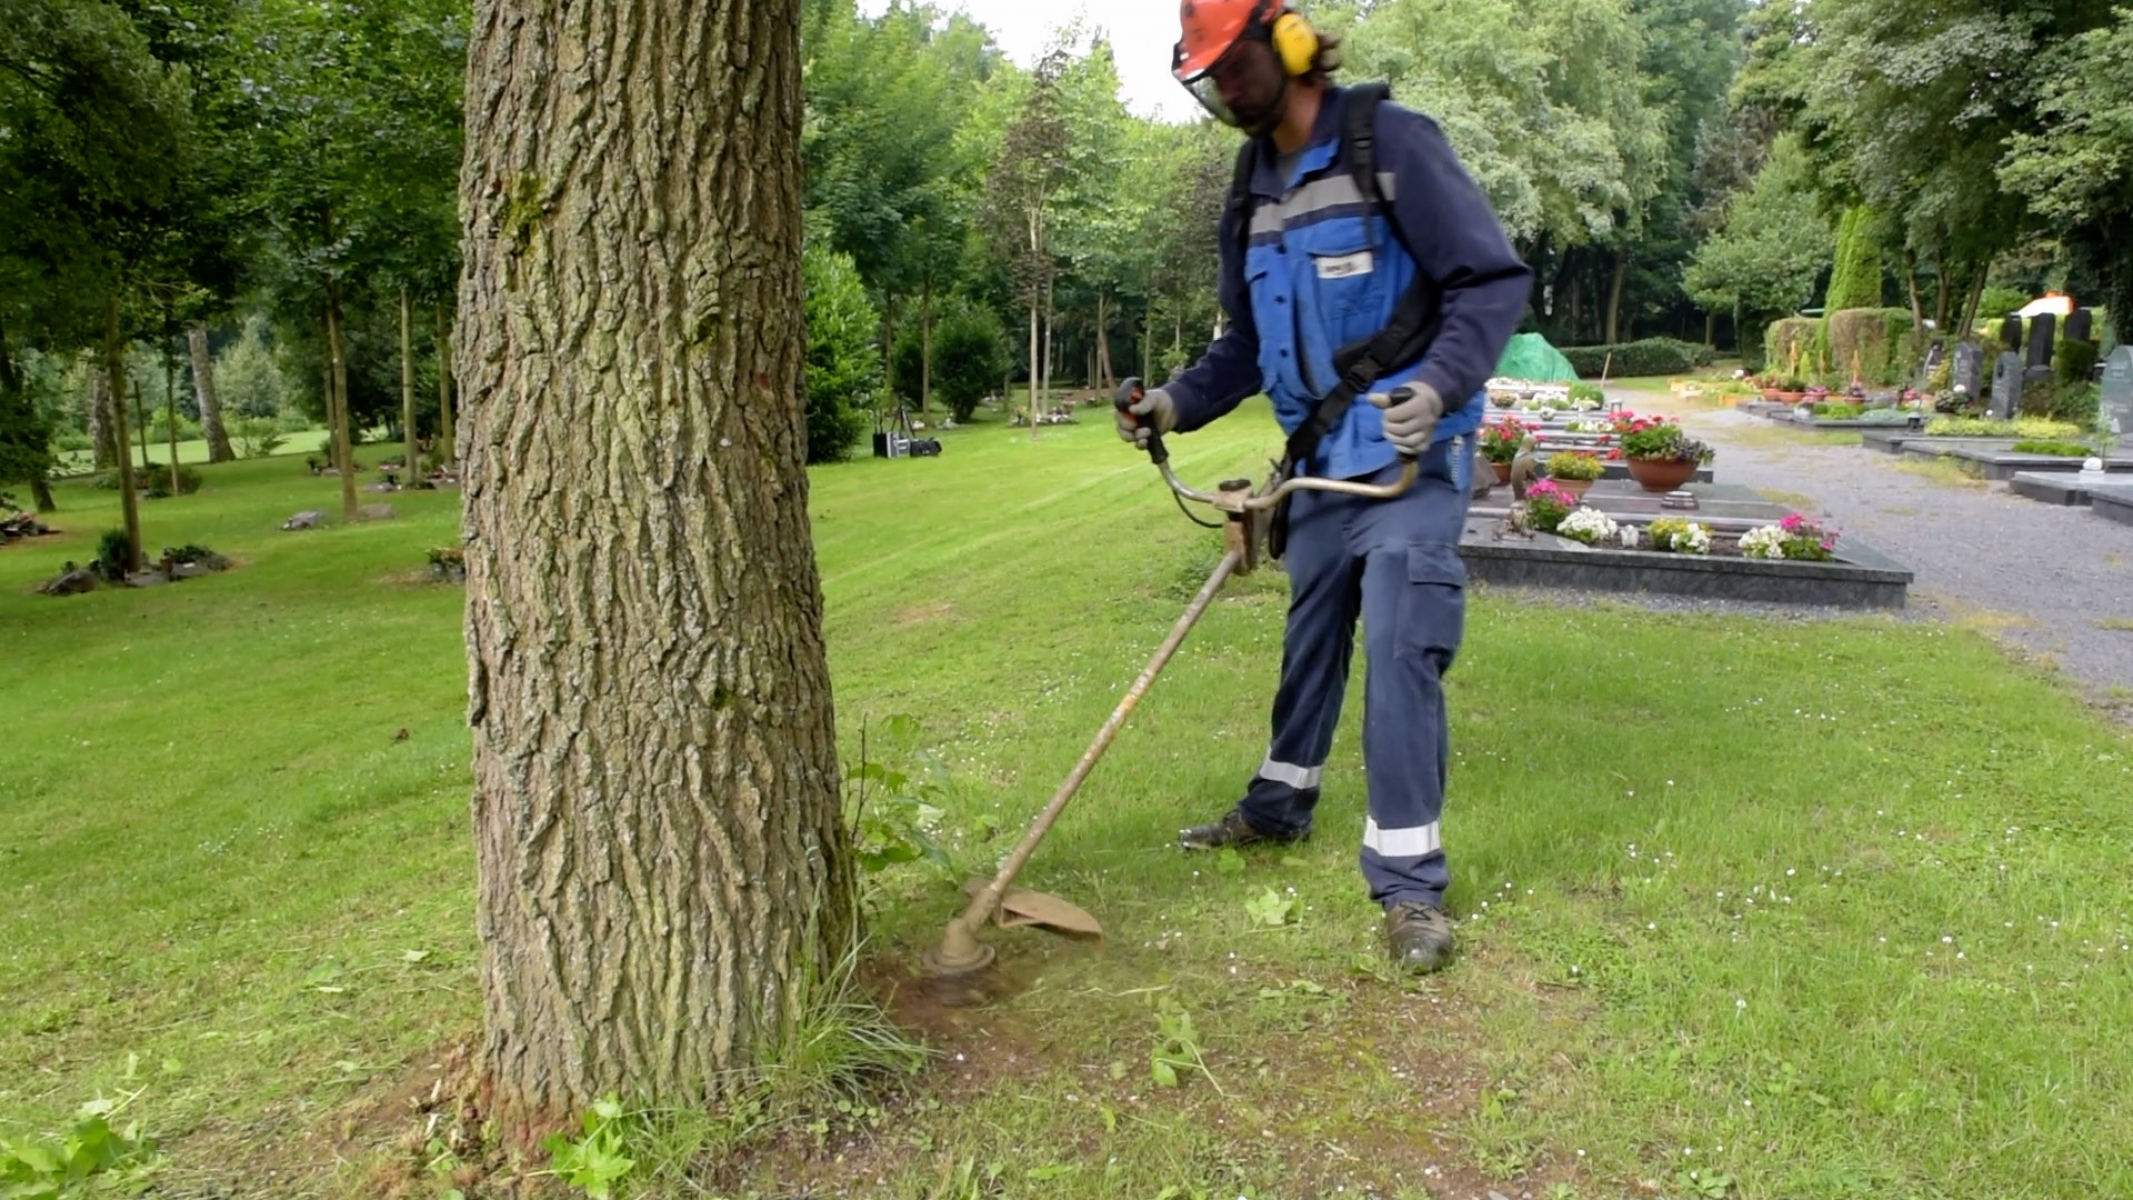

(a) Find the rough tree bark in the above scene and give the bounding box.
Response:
[189,321,235,463]
[88,366,117,470]
[457,0,853,1134]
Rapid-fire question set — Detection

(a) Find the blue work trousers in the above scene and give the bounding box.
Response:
[1236,436,1474,910]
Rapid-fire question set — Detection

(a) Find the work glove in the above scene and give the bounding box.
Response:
[1369,381,1443,456]
[1113,377,1179,450]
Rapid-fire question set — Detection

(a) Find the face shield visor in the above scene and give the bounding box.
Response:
[1173,27,1289,135]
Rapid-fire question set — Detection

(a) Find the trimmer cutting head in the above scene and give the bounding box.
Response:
[917,917,999,1007]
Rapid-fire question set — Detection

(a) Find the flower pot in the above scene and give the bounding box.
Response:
[1776,391,1806,404]
[1491,460,1513,484]
[1551,478,1594,501]
[1627,456,1698,493]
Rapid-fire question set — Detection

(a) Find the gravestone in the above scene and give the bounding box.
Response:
[2026,313,2056,369]
[1990,352,2025,420]
[1952,339,1984,404]
[2102,347,2133,452]
[2000,316,2025,353]
[2066,308,2094,344]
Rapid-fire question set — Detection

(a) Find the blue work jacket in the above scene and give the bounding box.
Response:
[1166,85,1533,481]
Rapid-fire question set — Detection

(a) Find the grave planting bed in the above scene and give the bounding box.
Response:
[1458,481,1912,609]
[1897,438,2133,481]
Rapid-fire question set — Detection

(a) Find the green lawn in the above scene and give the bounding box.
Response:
[51,428,338,475]
[4,404,2132,1199]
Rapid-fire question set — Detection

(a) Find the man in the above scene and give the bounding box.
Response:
[1117,0,1531,973]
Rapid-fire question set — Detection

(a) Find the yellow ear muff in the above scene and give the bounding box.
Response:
[1269,10,1318,77]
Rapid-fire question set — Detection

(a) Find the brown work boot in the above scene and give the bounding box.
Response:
[1385,900,1456,974]
[1177,808,1307,851]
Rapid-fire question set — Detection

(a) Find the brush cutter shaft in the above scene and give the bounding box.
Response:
[955,546,1244,933]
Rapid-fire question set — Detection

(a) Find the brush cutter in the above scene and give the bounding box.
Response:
[916,385,1419,1003]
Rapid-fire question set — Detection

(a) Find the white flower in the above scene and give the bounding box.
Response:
[1556,506,1619,546]
[1739,524,1789,559]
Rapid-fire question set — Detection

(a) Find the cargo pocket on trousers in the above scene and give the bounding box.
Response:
[1400,542,1467,667]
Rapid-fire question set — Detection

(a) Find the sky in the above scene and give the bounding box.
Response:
[855,0,1202,124]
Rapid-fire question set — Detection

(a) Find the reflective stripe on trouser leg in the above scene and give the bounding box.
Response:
[1355,443,1469,908]
[1238,486,1359,838]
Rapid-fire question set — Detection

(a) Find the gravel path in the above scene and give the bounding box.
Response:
[1612,393,2133,712]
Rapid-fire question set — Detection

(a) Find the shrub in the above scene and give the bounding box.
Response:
[2012,439,2092,457]
[230,417,286,459]
[93,527,130,580]
[802,240,880,464]
[1561,338,1711,379]
[1543,451,1605,481]
[1567,382,1605,405]
[925,304,1011,423]
[1925,416,2084,439]
[1811,402,1863,420]
[93,464,202,496]
[2056,338,2100,387]
[2020,377,2099,426]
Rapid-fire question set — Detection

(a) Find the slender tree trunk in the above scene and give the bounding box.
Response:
[133,369,151,471]
[326,277,357,519]
[88,363,116,470]
[1604,248,1628,345]
[1931,246,1951,333]
[436,304,455,467]
[918,282,933,415]
[104,294,141,574]
[1040,278,1054,414]
[1026,304,1040,440]
[1901,248,1925,360]
[1095,292,1113,389]
[1959,268,1987,338]
[458,0,852,1136]
[190,321,235,463]
[401,287,417,493]
[1704,311,1716,351]
[164,325,180,495]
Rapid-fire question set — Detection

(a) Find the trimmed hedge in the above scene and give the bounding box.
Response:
[1560,337,1713,379]
[1764,318,1820,377]
[1824,308,1919,386]
[1761,309,1919,386]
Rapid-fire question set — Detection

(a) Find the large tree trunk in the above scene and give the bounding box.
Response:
[190,321,235,463]
[435,304,456,466]
[326,278,357,519]
[103,294,141,573]
[458,0,852,1137]
[400,287,417,492]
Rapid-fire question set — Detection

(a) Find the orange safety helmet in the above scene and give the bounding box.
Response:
[1173,1,1321,129]
[1173,0,1273,81]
